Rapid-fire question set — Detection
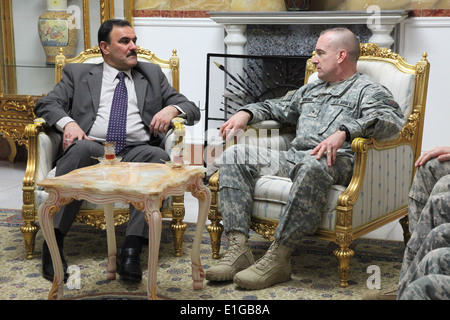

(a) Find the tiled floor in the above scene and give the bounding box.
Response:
[0,160,27,210]
[0,160,404,241]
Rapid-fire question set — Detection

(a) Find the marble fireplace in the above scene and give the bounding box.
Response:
[209,10,409,76]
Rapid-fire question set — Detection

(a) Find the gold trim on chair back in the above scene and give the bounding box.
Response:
[137,47,180,92]
[55,46,180,91]
[55,46,102,83]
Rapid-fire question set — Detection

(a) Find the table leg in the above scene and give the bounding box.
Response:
[37,191,64,300]
[103,203,116,280]
[190,180,211,290]
[146,205,162,300]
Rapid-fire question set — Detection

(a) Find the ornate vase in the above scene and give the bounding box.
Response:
[284,0,310,10]
[37,0,77,64]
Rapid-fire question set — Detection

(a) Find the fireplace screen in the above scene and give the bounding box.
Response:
[204,53,310,150]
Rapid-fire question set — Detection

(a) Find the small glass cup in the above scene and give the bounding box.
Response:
[103,141,116,160]
[171,146,184,165]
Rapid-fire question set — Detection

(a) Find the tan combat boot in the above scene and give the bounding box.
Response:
[206,231,255,281]
[233,241,292,290]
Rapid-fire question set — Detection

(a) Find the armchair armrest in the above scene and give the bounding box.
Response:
[23,119,47,191]
[336,135,415,234]
[165,117,187,163]
[247,120,284,130]
[23,118,61,189]
[22,119,52,233]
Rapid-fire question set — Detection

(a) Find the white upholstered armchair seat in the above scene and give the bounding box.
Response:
[251,176,346,230]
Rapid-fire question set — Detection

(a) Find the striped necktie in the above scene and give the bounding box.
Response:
[106,71,128,154]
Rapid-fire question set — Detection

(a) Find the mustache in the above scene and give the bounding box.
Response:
[126,50,137,57]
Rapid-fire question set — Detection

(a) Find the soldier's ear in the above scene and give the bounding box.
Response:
[337,50,347,64]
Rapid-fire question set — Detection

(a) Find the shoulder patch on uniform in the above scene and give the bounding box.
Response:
[384,99,399,108]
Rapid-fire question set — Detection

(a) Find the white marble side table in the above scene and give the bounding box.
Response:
[37,162,210,300]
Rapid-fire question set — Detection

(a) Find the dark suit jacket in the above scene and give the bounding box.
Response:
[34,61,200,146]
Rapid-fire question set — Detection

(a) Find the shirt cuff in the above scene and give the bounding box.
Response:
[55,117,75,132]
[171,105,186,117]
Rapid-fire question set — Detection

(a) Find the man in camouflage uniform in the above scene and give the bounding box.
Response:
[205,28,404,290]
[397,148,450,299]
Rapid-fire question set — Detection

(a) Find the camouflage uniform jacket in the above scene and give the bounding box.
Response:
[240,72,405,161]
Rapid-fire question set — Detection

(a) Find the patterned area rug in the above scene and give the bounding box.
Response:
[0,209,404,300]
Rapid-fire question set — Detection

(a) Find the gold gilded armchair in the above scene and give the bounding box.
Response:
[22,46,187,259]
[207,43,430,287]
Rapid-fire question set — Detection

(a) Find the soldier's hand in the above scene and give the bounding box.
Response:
[311,130,346,167]
[219,111,251,141]
[415,146,450,167]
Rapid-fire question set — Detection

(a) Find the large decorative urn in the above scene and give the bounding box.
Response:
[37,0,77,64]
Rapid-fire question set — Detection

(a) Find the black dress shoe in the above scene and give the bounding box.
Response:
[116,248,142,282]
[42,237,69,282]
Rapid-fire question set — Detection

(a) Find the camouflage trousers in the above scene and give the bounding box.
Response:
[398,225,450,299]
[398,160,450,299]
[217,144,353,250]
[408,158,450,232]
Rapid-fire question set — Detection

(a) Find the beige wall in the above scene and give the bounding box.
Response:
[134,0,450,11]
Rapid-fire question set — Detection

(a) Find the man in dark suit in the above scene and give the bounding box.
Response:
[34,19,200,283]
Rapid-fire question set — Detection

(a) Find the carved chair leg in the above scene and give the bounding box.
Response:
[333,244,354,288]
[207,171,222,258]
[170,195,187,257]
[207,220,223,259]
[399,215,411,246]
[170,220,187,257]
[20,221,39,259]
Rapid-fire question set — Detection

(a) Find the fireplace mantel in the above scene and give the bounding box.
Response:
[209,10,408,25]
[209,10,409,55]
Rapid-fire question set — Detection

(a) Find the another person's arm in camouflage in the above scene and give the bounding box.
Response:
[415,146,450,167]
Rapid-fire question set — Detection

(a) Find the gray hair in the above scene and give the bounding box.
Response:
[320,28,360,62]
